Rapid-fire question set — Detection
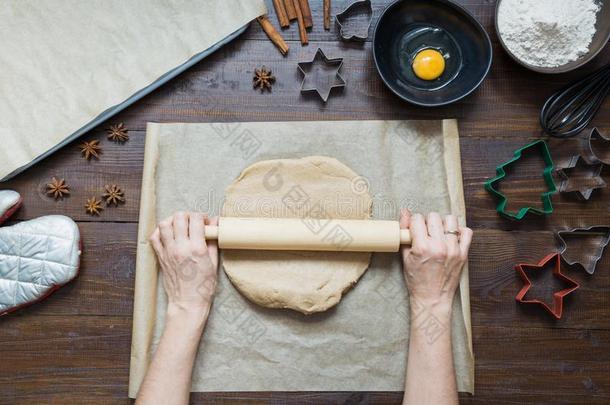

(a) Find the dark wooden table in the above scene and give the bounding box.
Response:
[1,0,609,403]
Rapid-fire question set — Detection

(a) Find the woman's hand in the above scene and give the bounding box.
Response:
[399,209,473,314]
[138,213,219,405]
[400,209,472,405]
[149,212,219,321]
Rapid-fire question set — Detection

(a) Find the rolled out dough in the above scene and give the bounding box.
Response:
[221,156,373,314]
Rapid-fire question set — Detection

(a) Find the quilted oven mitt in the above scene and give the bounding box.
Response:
[0,190,81,316]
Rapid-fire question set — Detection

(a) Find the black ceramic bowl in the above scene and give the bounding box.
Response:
[373,0,492,107]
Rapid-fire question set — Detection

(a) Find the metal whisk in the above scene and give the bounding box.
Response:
[540,62,610,138]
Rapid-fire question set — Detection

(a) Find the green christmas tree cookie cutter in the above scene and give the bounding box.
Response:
[484,140,557,220]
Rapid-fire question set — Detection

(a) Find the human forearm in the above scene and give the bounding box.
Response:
[399,210,472,405]
[136,305,208,405]
[137,212,219,404]
[403,300,458,405]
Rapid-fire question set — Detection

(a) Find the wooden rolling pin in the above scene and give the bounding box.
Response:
[203,217,411,252]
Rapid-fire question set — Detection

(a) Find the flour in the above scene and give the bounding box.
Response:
[497,0,601,67]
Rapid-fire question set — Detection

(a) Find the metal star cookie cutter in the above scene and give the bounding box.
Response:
[515,253,579,320]
[586,127,610,165]
[556,226,610,275]
[335,0,373,41]
[556,155,607,200]
[484,140,557,220]
[297,48,346,102]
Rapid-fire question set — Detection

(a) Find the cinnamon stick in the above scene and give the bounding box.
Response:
[256,15,289,55]
[283,0,297,20]
[298,0,313,28]
[324,0,331,30]
[292,0,309,44]
[272,0,289,28]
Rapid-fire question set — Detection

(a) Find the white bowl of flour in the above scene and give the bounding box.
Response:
[495,0,609,73]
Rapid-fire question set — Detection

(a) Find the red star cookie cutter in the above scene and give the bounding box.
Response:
[515,253,579,319]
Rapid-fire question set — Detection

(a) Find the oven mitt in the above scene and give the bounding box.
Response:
[0,190,81,316]
[0,190,21,223]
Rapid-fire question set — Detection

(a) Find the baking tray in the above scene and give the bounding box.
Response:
[0,23,250,182]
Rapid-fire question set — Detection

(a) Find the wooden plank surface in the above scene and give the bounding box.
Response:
[1,0,609,403]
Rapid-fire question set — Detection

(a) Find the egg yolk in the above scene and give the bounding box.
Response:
[412,49,445,81]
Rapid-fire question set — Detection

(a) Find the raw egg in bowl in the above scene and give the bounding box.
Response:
[373,0,492,107]
[412,48,446,81]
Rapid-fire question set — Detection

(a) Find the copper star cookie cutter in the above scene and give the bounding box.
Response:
[556,155,607,200]
[335,0,373,41]
[556,226,610,275]
[515,253,579,319]
[297,48,346,102]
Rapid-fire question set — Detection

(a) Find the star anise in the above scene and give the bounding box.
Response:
[102,184,125,206]
[46,177,70,200]
[85,197,103,216]
[79,139,102,160]
[107,123,129,143]
[253,66,275,92]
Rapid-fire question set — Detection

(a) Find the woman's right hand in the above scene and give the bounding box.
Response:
[399,209,473,314]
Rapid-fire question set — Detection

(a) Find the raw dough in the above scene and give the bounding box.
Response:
[221,156,372,314]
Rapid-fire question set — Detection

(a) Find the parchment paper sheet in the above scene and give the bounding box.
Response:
[129,120,474,397]
[0,0,266,180]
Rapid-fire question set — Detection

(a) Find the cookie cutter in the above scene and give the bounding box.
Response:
[586,127,610,165]
[484,140,557,220]
[335,0,373,41]
[297,48,346,102]
[556,155,607,200]
[515,253,579,319]
[556,226,610,275]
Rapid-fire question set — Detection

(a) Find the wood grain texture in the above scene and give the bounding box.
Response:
[2,318,609,403]
[0,0,609,403]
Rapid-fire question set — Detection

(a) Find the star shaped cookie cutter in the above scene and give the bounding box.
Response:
[515,253,579,319]
[586,127,610,165]
[335,0,373,41]
[556,226,610,275]
[484,140,557,220]
[556,155,607,200]
[297,48,346,102]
